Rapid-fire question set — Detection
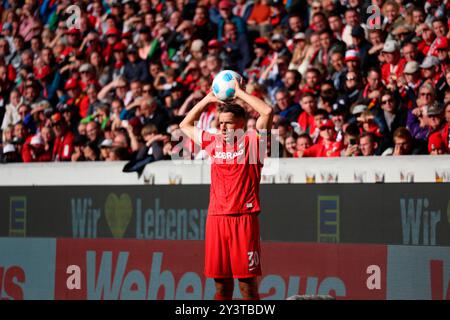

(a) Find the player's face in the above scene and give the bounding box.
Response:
[219,112,245,142]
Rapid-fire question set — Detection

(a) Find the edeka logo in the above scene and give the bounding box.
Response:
[400,198,441,245]
[317,196,339,243]
[387,246,450,299]
[0,238,56,299]
[9,197,26,236]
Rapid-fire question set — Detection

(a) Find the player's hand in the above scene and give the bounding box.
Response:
[232,78,245,98]
[205,90,223,105]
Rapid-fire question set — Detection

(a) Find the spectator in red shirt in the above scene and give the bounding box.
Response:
[381,40,406,86]
[297,92,317,134]
[51,113,74,161]
[297,119,343,157]
[416,23,435,56]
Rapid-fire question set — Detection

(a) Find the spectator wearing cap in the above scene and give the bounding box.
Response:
[344,49,361,75]
[124,45,150,83]
[425,103,445,140]
[221,21,251,74]
[21,133,51,162]
[288,32,309,69]
[420,55,442,86]
[330,100,348,142]
[397,61,421,108]
[431,37,450,74]
[103,27,121,64]
[60,28,81,60]
[416,23,436,56]
[270,34,289,57]
[392,25,415,46]
[216,0,247,41]
[298,119,344,157]
[1,143,21,163]
[51,112,74,161]
[381,40,406,87]
[428,131,447,154]
[63,77,83,115]
[98,138,113,161]
[79,63,97,91]
[34,64,60,106]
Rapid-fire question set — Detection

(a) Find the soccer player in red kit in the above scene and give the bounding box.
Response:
[180,80,273,300]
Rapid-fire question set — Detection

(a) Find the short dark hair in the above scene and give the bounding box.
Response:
[393,127,412,142]
[360,132,376,144]
[313,109,328,117]
[218,103,247,120]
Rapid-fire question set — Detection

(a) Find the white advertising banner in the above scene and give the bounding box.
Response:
[0,155,449,186]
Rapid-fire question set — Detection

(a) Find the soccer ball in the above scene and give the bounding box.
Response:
[212,70,242,101]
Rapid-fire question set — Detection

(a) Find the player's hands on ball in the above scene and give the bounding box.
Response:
[205,90,224,105]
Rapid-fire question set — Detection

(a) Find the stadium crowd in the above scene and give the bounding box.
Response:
[0,0,450,165]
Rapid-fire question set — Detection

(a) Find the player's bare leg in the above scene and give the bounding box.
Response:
[238,277,260,300]
[214,278,234,300]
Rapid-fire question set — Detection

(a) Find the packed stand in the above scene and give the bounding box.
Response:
[0,0,450,165]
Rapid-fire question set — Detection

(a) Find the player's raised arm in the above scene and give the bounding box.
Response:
[179,91,221,144]
[234,80,274,132]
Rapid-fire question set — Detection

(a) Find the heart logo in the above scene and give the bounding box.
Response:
[105,193,132,238]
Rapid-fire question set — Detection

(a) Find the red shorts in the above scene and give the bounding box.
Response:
[204,213,262,279]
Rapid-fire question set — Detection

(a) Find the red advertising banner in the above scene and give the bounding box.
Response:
[54,239,387,300]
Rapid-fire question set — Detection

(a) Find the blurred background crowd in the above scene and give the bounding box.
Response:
[0,0,450,167]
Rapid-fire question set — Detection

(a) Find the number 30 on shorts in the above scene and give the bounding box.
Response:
[247,251,260,269]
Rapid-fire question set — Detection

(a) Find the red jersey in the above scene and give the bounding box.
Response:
[381,58,406,85]
[297,112,316,134]
[200,130,264,215]
[303,140,343,157]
